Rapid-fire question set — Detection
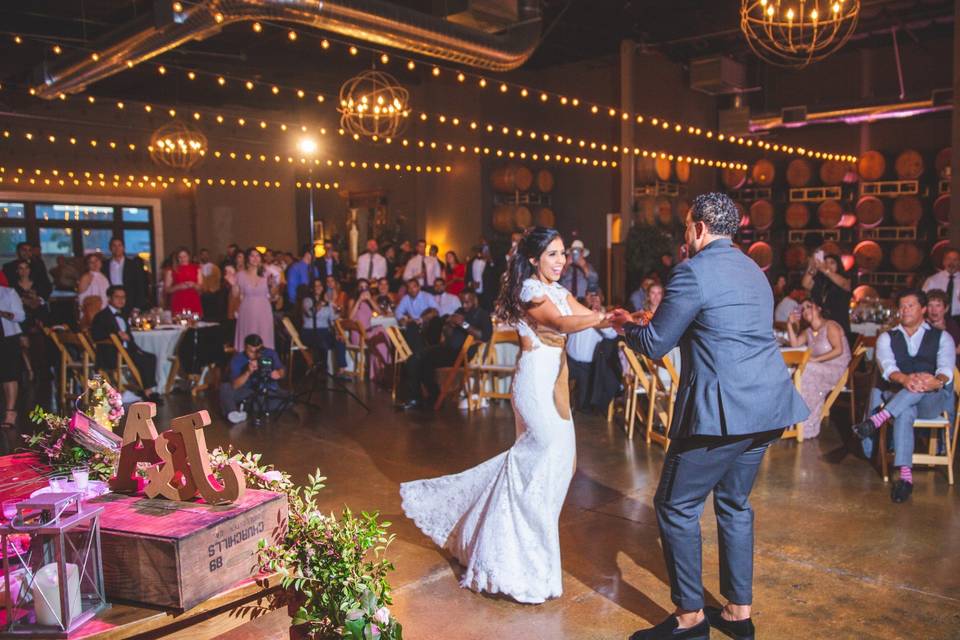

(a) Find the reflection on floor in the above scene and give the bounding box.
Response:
[11,379,959,639]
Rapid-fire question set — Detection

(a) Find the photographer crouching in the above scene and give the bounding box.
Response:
[220,333,291,425]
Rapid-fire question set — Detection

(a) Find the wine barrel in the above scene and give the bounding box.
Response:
[890,242,923,272]
[935,147,951,177]
[751,158,776,186]
[491,205,515,233]
[535,207,555,228]
[858,151,886,181]
[721,166,747,190]
[853,285,880,303]
[820,159,850,185]
[785,202,810,229]
[784,244,808,270]
[933,193,950,225]
[637,156,672,183]
[891,196,922,226]
[853,240,883,271]
[514,206,533,229]
[932,240,951,268]
[490,164,533,192]
[749,199,774,230]
[655,197,673,226]
[817,200,844,228]
[786,159,814,187]
[535,169,554,193]
[674,159,691,183]
[747,242,773,271]
[855,196,885,227]
[734,201,749,227]
[675,198,690,225]
[894,149,924,180]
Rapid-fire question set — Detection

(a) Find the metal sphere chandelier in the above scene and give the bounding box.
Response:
[149,120,207,169]
[338,70,411,141]
[740,0,860,68]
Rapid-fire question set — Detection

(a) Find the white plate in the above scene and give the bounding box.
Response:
[30,480,110,500]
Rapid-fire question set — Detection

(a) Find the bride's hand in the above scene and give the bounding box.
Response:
[606,308,631,334]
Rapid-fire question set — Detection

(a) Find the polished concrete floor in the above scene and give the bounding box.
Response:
[123,380,958,639]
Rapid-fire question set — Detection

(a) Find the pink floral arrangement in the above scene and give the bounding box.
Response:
[79,376,124,431]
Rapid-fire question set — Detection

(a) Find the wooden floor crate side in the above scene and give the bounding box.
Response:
[101,532,182,609]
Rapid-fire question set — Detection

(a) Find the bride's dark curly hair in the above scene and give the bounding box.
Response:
[495,226,562,325]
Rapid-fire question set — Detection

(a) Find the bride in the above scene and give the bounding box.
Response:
[400,227,610,604]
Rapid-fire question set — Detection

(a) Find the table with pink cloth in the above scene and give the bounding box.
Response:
[350,302,397,383]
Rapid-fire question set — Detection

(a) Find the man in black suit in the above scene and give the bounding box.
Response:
[102,237,149,311]
[466,244,498,312]
[2,242,52,299]
[91,286,161,402]
[316,241,343,281]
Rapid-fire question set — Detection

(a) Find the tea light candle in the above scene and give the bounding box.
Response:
[33,562,81,627]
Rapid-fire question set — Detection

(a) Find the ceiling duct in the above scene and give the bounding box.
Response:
[749,92,952,131]
[32,0,543,99]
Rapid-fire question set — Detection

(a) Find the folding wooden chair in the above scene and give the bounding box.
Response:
[385,325,414,404]
[107,334,145,393]
[641,353,678,450]
[335,318,367,380]
[281,316,315,382]
[468,329,520,410]
[163,328,190,394]
[433,335,476,411]
[819,345,867,427]
[43,326,90,412]
[850,335,878,423]
[780,348,811,442]
[618,342,654,441]
[878,366,959,486]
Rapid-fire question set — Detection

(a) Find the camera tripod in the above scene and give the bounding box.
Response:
[290,353,370,413]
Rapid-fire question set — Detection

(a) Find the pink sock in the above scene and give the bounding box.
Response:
[869,409,891,428]
[900,466,913,483]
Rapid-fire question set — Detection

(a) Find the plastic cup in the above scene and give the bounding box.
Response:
[71,467,90,491]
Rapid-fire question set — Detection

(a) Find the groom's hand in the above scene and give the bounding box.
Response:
[607,308,631,335]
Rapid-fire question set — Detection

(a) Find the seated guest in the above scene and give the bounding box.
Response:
[566,287,620,413]
[432,278,461,317]
[220,333,288,424]
[854,289,955,503]
[91,286,161,402]
[395,278,438,352]
[300,279,348,377]
[774,286,806,326]
[375,277,395,315]
[628,277,655,313]
[925,289,960,364]
[786,299,851,439]
[401,291,491,410]
[286,245,318,306]
[348,278,383,326]
[0,282,25,429]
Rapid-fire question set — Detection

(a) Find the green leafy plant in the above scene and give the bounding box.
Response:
[26,406,117,481]
[625,223,674,290]
[258,472,400,639]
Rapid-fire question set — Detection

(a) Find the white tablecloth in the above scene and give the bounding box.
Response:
[851,322,882,337]
[132,327,184,389]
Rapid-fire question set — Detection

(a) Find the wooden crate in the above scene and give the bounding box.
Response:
[91,489,288,611]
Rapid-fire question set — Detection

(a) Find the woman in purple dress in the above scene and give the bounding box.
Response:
[232,248,278,350]
[786,299,851,439]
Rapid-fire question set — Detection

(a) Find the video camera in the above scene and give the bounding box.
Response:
[249,353,275,390]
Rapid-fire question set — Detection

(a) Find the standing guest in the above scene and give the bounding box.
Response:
[77,253,110,327]
[375,277,396,315]
[50,256,80,292]
[13,259,48,381]
[220,244,240,271]
[394,278,438,353]
[0,282,25,429]
[300,279,348,376]
[198,249,222,320]
[925,289,960,365]
[164,247,202,317]
[286,245,319,305]
[854,289,955,504]
[3,242,51,299]
[262,250,284,291]
[803,252,853,345]
[383,245,402,291]
[770,273,788,306]
[922,248,960,320]
[566,287,620,414]
[356,239,387,282]
[91,286,161,402]
[317,242,342,281]
[398,240,414,266]
[232,248,277,350]
[103,237,149,311]
[433,278,461,317]
[402,239,441,288]
[656,252,675,285]
[559,240,599,300]
[467,244,498,311]
[786,299,852,439]
[444,251,466,295]
[401,290,492,410]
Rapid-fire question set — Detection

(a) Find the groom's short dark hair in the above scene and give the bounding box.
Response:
[691,192,740,237]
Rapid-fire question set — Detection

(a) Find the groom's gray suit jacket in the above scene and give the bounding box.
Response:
[624,238,808,439]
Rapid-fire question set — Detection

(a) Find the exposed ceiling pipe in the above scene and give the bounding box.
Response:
[33,0,543,99]
[749,98,952,131]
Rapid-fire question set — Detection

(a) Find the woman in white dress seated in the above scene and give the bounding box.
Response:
[400,227,611,604]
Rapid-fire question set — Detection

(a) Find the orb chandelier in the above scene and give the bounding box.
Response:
[338,70,410,141]
[149,120,207,169]
[740,0,860,68]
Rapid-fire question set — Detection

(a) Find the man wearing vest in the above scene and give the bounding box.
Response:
[854,289,955,503]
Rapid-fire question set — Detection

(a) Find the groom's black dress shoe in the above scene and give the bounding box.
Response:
[704,606,754,640]
[629,616,709,640]
[852,419,875,439]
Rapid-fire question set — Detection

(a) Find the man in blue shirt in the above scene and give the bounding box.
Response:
[395,278,438,352]
[219,333,289,424]
[286,245,318,305]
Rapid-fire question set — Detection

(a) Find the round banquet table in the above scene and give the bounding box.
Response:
[133,321,220,391]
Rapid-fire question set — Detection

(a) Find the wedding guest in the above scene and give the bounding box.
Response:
[854,289,955,503]
[786,299,851,439]
[402,239,441,287]
[348,279,383,326]
[0,282,25,429]
[103,237,149,311]
[300,280,348,377]
[400,290,491,410]
[356,239,387,282]
[220,243,240,271]
[317,241,343,281]
[91,286,161,402]
[467,244,496,311]
[925,289,960,365]
[803,252,853,344]
[566,287,620,413]
[286,245,319,305]
[383,245,402,291]
[559,239,599,300]
[432,278,461,317]
[2,242,51,299]
[165,247,202,317]
[324,274,347,311]
[628,277,655,313]
[774,286,806,325]
[375,277,396,316]
[232,248,277,350]
[395,278,438,353]
[77,253,110,327]
[198,249,223,320]
[645,283,664,314]
[220,333,287,425]
[444,251,466,295]
[50,256,80,292]
[922,248,960,320]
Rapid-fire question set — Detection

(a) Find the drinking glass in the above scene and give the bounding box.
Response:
[1,499,19,521]
[47,475,69,493]
[71,467,90,492]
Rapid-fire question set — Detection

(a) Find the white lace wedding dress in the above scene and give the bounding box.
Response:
[400,278,576,604]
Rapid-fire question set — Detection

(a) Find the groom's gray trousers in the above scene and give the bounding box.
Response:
[654,429,783,610]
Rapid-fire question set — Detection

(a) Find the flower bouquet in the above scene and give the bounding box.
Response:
[79,376,124,431]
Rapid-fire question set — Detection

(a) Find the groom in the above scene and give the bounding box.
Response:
[610,193,808,640]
